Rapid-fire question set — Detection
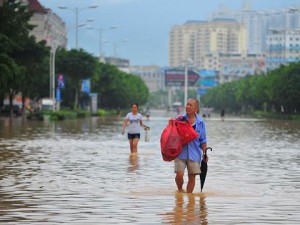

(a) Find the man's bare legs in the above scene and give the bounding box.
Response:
[175,171,184,192]
[186,174,196,193]
[176,172,197,193]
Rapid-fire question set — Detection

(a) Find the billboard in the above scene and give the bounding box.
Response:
[57,74,65,89]
[165,69,200,87]
[199,69,218,77]
[81,79,91,93]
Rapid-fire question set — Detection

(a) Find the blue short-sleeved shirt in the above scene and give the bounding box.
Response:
[177,113,207,163]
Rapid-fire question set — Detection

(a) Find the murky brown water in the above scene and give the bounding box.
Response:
[0,111,299,224]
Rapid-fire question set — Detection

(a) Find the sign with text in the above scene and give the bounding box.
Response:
[165,69,200,87]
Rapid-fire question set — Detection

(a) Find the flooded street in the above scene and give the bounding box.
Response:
[0,110,300,224]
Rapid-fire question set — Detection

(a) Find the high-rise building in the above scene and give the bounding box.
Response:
[266,29,300,71]
[209,3,300,54]
[169,19,247,71]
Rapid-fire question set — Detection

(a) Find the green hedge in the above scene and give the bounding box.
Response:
[27,109,120,121]
[252,111,300,120]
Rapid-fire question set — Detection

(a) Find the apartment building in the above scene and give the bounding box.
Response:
[129,66,165,93]
[220,53,266,83]
[209,2,300,55]
[169,19,247,71]
[266,29,300,71]
[23,0,67,49]
[1,0,67,49]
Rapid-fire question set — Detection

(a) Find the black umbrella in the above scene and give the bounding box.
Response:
[200,147,213,192]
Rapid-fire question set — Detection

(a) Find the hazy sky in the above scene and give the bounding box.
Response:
[38,0,300,66]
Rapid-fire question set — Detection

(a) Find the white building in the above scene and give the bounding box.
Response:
[22,0,67,49]
[129,65,165,93]
[266,29,300,71]
[220,53,266,83]
[209,2,300,54]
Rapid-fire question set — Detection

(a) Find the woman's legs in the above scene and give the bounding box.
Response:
[129,138,139,153]
[132,138,139,153]
[129,139,134,153]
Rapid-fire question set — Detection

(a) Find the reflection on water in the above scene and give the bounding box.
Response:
[128,153,140,172]
[161,192,208,224]
[0,113,300,224]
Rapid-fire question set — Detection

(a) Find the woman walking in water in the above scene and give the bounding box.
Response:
[122,103,144,154]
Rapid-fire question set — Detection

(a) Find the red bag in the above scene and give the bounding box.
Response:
[160,120,183,161]
[174,119,198,146]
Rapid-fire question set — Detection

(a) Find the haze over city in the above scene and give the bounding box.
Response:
[39,0,300,66]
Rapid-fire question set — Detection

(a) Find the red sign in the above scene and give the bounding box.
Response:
[165,69,200,87]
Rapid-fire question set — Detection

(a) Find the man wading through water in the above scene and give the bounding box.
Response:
[174,98,208,193]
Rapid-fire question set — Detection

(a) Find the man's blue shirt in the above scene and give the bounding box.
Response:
[177,113,207,162]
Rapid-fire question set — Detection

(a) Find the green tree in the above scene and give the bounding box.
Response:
[268,63,300,113]
[202,61,300,116]
[0,35,21,107]
[0,1,42,112]
[92,63,149,109]
[149,90,168,108]
[56,48,98,109]
[12,36,49,110]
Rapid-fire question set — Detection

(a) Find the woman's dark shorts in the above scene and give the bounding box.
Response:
[128,133,140,139]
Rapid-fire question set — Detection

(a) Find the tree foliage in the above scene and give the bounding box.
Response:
[0,1,44,110]
[202,62,300,115]
[0,1,149,113]
[56,48,98,109]
[92,63,149,109]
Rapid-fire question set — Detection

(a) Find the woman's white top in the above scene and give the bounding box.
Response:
[125,112,142,134]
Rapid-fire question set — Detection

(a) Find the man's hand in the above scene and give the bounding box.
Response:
[203,154,209,163]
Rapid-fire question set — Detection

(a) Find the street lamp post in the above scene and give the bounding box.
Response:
[88,26,119,61]
[184,63,188,107]
[183,59,193,107]
[115,39,129,58]
[99,28,103,59]
[75,7,78,49]
[49,36,64,111]
[58,5,98,49]
[49,46,57,111]
[100,26,119,59]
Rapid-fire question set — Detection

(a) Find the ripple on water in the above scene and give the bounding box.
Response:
[0,116,300,224]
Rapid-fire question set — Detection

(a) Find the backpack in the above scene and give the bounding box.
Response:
[160,120,183,161]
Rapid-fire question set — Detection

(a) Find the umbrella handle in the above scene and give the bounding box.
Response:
[203,147,212,155]
[203,147,212,160]
[205,147,212,152]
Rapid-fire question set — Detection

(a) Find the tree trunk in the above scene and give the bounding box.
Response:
[9,92,13,117]
[21,94,26,112]
[74,85,79,110]
[0,93,4,108]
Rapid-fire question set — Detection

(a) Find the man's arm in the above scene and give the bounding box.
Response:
[201,142,208,162]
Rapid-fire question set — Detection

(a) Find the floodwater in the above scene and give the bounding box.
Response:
[0,110,299,224]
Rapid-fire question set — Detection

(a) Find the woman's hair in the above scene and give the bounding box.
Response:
[131,103,139,108]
